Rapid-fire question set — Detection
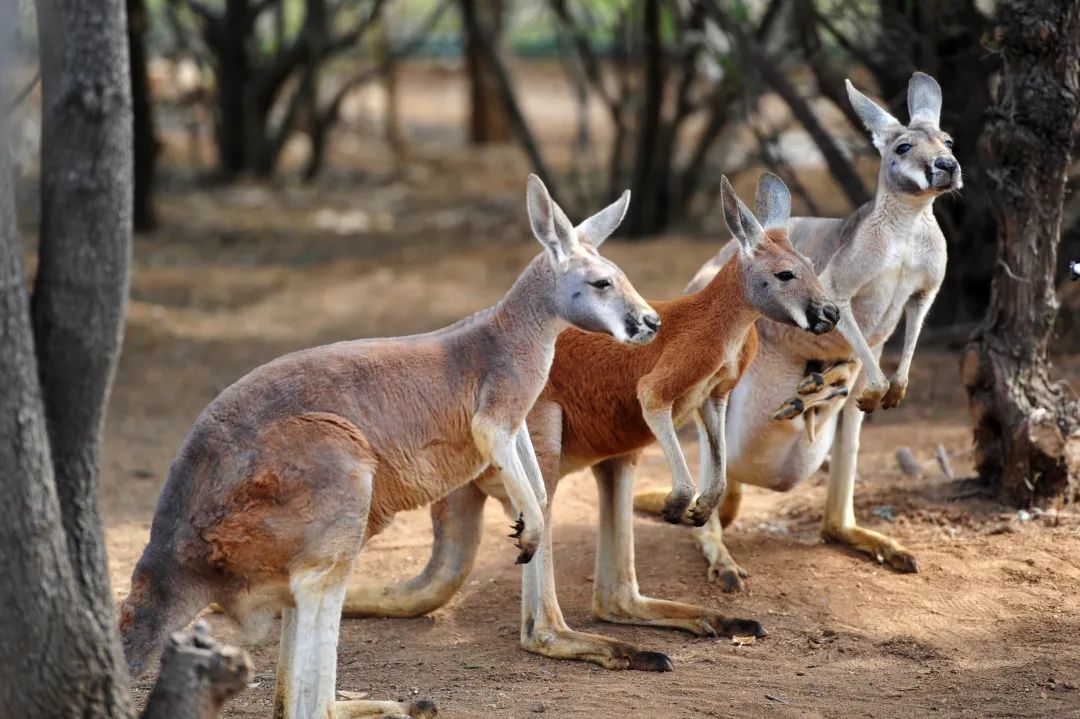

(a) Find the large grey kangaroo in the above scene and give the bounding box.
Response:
[644,71,962,590]
[118,175,659,719]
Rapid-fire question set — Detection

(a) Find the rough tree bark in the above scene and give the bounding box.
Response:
[463,0,512,144]
[962,0,1080,505]
[33,0,136,690]
[1,42,126,719]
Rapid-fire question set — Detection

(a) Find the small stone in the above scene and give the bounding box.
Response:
[531,702,547,713]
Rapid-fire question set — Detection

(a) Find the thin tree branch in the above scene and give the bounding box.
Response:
[317,0,452,132]
[701,1,870,207]
[173,0,219,25]
[6,68,39,112]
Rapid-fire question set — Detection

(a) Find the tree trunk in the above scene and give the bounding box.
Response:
[458,0,560,203]
[29,0,135,713]
[463,0,511,144]
[622,0,664,238]
[129,0,158,231]
[1,47,111,719]
[962,0,1080,506]
[212,0,255,176]
[0,3,131,716]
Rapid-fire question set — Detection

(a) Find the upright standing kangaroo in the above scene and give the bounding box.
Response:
[638,71,961,589]
[118,175,659,719]
[342,174,839,670]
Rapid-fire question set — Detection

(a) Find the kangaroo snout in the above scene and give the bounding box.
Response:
[808,302,840,335]
[933,156,957,173]
[930,156,962,190]
[626,311,661,344]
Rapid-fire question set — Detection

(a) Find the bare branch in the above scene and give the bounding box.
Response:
[548,0,621,125]
[317,0,452,132]
[701,1,870,208]
[5,68,39,113]
[171,0,219,25]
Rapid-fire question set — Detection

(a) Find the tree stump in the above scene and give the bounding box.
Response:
[141,622,253,719]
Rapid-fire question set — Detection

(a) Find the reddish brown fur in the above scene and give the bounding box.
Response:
[544,233,794,469]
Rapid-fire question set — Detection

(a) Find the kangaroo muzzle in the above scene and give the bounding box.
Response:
[625,311,661,345]
[929,156,962,190]
[808,302,840,335]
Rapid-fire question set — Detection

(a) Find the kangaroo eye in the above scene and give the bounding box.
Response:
[895,143,912,155]
[775,271,796,282]
[589,279,612,290]
[944,139,954,149]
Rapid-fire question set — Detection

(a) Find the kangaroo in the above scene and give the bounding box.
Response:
[118,175,659,719]
[341,174,839,671]
[636,71,961,590]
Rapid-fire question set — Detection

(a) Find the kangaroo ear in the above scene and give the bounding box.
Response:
[575,190,630,248]
[846,79,903,151]
[527,174,576,263]
[720,176,765,255]
[907,71,942,127]
[753,172,791,231]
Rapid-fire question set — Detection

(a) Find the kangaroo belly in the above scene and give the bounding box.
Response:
[725,343,836,491]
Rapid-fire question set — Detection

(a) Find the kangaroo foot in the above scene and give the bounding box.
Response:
[334,699,437,719]
[594,593,766,638]
[693,520,749,592]
[522,625,673,672]
[822,524,919,573]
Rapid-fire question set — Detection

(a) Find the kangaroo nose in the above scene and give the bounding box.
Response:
[643,313,661,332]
[934,156,957,173]
[823,303,840,325]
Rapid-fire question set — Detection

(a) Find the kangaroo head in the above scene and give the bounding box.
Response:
[720,173,839,335]
[846,72,962,198]
[526,175,660,345]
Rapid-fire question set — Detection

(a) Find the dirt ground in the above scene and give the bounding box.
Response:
[79,66,1080,718]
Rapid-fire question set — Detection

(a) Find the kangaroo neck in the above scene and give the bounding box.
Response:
[489,254,568,358]
[871,169,937,238]
[696,255,760,335]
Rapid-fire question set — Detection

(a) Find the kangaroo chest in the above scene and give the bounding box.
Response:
[851,240,939,346]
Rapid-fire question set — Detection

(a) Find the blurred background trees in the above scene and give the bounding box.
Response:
[5,0,1079,504]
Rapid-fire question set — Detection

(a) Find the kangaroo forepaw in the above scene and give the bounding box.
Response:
[797,372,825,394]
[773,396,805,421]
[514,528,539,565]
[508,513,525,539]
[661,489,694,524]
[687,496,719,527]
[881,378,908,409]
[856,385,886,413]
